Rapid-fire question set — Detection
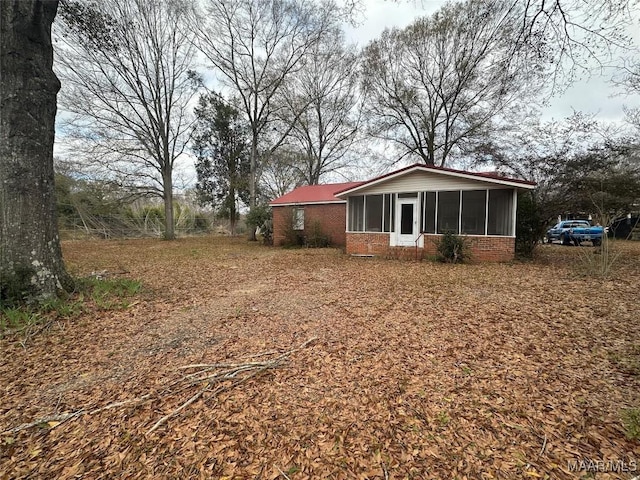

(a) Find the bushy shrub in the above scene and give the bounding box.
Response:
[245,204,273,245]
[260,218,273,245]
[515,192,544,259]
[282,208,304,247]
[435,231,469,263]
[305,221,330,248]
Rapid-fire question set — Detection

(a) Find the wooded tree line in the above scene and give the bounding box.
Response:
[50,0,640,238]
[1,0,639,302]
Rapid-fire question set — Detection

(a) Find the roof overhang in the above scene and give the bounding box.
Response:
[335,164,536,198]
[269,200,346,207]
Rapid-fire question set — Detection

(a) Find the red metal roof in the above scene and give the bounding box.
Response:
[270,182,364,206]
[334,163,536,196]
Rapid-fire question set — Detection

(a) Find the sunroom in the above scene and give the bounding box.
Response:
[335,164,536,261]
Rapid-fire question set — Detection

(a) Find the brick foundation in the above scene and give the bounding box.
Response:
[346,232,515,262]
[346,232,390,255]
[273,204,347,247]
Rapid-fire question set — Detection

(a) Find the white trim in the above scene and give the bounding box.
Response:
[270,200,346,207]
[335,165,535,197]
[363,195,367,231]
[512,189,518,237]
[345,197,349,232]
[396,197,419,247]
[382,193,385,231]
[458,190,463,234]
[484,189,489,236]
[347,232,515,239]
[434,191,438,233]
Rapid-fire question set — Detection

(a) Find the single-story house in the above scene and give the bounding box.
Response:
[270,164,536,261]
[270,182,362,246]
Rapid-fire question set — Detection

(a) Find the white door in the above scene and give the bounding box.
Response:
[396,198,418,246]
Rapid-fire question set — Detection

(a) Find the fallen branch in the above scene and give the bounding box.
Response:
[539,434,548,456]
[146,386,208,435]
[146,337,317,435]
[1,394,153,436]
[2,338,317,437]
[1,411,84,435]
[275,465,292,480]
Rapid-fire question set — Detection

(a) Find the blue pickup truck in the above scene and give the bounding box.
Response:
[546,220,604,246]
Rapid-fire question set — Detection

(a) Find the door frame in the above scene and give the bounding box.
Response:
[394,197,422,247]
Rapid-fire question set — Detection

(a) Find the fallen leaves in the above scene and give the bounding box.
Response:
[1,237,639,479]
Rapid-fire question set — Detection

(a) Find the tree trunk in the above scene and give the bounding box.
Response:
[0,0,73,304]
[229,186,237,236]
[162,169,175,240]
[247,134,258,241]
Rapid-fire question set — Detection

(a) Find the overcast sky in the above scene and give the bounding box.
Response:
[344,0,640,124]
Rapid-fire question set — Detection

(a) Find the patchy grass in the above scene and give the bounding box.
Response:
[622,409,640,440]
[1,237,639,479]
[0,277,142,341]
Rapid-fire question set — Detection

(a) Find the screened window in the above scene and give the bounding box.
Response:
[422,191,436,233]
[293,208,304,230]
[461,190,487,235]
[348,196,364,231]
[487,189,513,235]
[365,195,383,232]
[437,191,460,234]
[382,194,395,232]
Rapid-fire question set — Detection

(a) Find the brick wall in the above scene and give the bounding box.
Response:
[272,204,347,247]
[345,232,390,255]
[346,232,515,261]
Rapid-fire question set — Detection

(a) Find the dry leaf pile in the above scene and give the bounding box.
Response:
[1,237,639,479]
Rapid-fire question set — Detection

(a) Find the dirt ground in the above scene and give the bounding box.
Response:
[1,237,639,479]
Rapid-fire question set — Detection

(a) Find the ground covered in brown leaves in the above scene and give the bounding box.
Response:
[2,237,639,479]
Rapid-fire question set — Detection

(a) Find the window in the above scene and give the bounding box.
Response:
[348,196,364,231]
[487,189,513,235]
[349,194,394,232]
[382,194,395,232]
[437,191,460,234]
[365,195,383,232]
[422,191,436,233]
[461,190,487,235]
[293,207,304,230]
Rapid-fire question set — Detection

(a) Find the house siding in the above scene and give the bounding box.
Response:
[273,203,347,247]
[351,170,510,196]
[346,232,515,262]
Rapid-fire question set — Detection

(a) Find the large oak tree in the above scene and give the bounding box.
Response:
[0,0,73,303]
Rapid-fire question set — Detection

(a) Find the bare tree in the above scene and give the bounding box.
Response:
[192,0,347,237]
[276,34,363,184]
[510,0,635,87]
[1,0,74,303]
[54,0,198,240]
[473,111,640,218]
[259,149,306,200]
[362,0,543,167]
[618,61,640,135]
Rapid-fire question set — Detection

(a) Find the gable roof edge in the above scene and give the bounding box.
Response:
[334,164,536,197]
